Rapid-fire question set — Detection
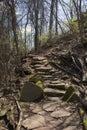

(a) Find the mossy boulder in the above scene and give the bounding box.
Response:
[29,73,44,89]
[62,86,79,102]
[20,82,43,102]
[36,80,44,89]
[29,73,42,83]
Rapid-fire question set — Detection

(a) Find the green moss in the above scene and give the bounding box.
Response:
[83,118,87,130]
[79,108,84,116]
[62,86,79,102]
[36,80,44,89]
[61,75,69,80]
[29,73,44,89]
[29,74,42,83]
[29,73,36,79]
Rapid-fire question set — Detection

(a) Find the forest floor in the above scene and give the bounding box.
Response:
[0,33,87,130]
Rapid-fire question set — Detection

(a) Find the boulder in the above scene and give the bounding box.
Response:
[62,86,79,102]
[20,82,43,102]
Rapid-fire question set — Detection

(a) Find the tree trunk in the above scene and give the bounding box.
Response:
[40,0,44,36]
[72,0,84,44]
[55,0,58,35]
[49,0,55,37]
[6,0,19,55]
[34,0,39,52]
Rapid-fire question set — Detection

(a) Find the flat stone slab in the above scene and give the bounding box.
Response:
[51,109,71,118]
[43,102,58,112]
[47,97,62,102]
[31,64,44,68]
[32,57,47,61]
[31,60,47,65]
[22,114,46,129]
[37,72,47,75]
[42,75,53,78]
[44,88,65,97]
[35,67,52,72]
[49,80,61,84]
[30,61,42,65]
[47,83,66,90]
[62,126,78,130]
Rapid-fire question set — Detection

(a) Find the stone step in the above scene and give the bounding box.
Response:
[47,97,62,102]
[51,72,62,76]
[35,67,52,72]
[49,80,61,84]
[30,64,44,69]
[47,83,66,90]
[28,54,36,58]
[32,57,47,61]
[36,71,47,75]
[44,88,65,97]
[49,69,56,73]
[37,70,58,75]
[42,75,53,79]
[30,61,44,65]
[43,76,58,80]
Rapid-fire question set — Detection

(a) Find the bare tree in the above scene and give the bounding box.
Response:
[49,0,55,37]
[6,0,19,55]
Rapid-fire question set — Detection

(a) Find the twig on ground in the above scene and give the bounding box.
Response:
[14,97,23,130]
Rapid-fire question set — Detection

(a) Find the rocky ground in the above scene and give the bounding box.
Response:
[0,35,87,130]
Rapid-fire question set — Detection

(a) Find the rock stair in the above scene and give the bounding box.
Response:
[28,54,67,99]
[20,54,82,130]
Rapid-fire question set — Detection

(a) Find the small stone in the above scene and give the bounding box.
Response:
[51,109,71,118]
[22,114,46,129]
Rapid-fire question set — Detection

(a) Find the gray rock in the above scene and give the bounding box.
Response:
[20,82,43,102]
[51,109,71,118]
[62,86,79,102]
[36,67,51,72]
[62,126,77,130]
[43,102,58,112]
[22,114,46,129]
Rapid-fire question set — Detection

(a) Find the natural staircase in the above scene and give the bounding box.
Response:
[19,54,83,130]
[28,54,70,101]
